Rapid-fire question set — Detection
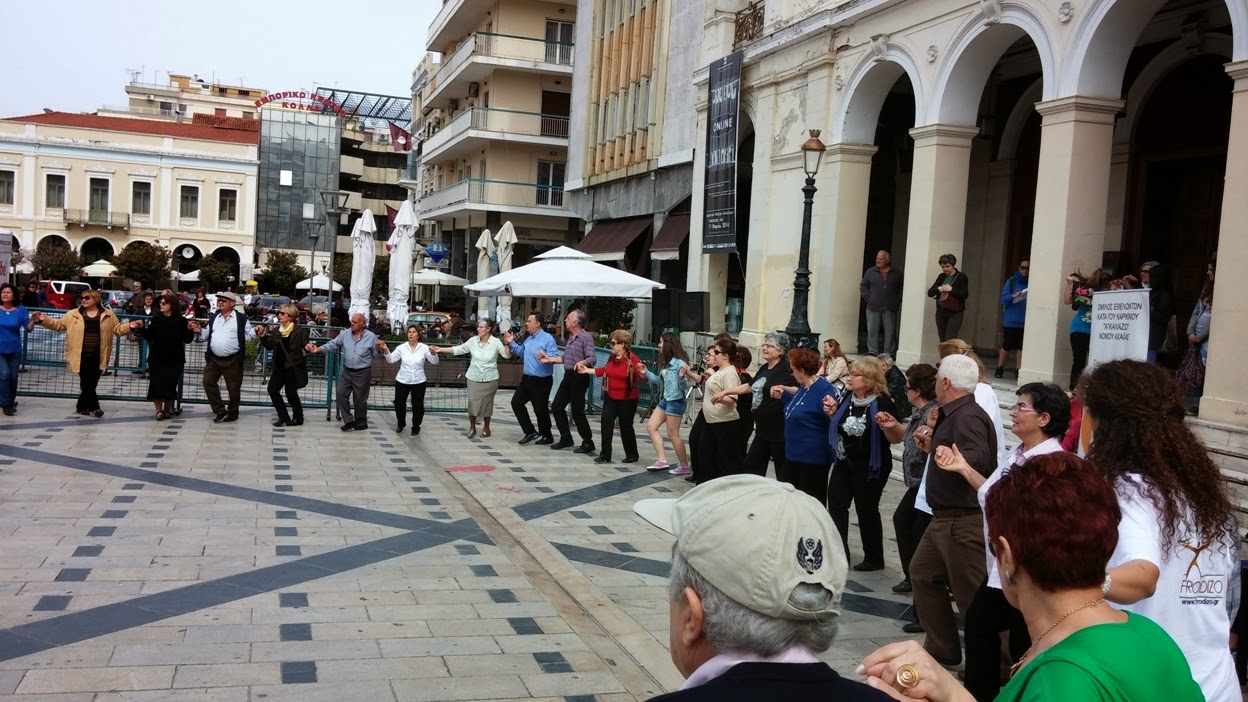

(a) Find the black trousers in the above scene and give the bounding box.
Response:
[827,460,892,565]
[695,420,745,484]
[935,307,965,342]
[551,372,592,444]
[77,352,103,412]
[964,580,1030,702]
[268,368,304,423]
[743,435,786,479]
[1069,332,1091,391]
[892,485,930,581]
[599,396,639,460]
[511,374,553,437]
[394,381,427,429]
[785,460,830,507]
[688,412,706,479]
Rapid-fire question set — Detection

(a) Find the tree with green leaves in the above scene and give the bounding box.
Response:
[110,241,172,288]
[31,244,85,280]
[197,255,234,292]
[262,250,306,296]
[585,297,637,334]
[333,253,391,302]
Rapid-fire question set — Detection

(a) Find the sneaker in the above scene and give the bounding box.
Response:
[994,367,1005,379]
[646,460,670,471]
[668,465,691,476]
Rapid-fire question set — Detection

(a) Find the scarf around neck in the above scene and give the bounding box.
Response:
[828,393,884,478]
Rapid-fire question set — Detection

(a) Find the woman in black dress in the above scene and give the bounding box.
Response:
[192,288,212,319]
[128,292,194,420]
[256,303,310,427]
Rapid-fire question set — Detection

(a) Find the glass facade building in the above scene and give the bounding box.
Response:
[256,109,341,251]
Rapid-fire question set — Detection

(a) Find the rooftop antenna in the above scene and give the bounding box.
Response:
[126,67,143,84]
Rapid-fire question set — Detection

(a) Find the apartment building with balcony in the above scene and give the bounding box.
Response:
[416,0,582,283]
[99,73,268,122]
[0,111,260,282]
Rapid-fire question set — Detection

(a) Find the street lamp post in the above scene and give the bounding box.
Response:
[783,129,827,351]
[319,190,352,300]
[302,203,320,299]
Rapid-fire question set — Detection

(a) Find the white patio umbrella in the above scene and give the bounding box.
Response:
[386,201,418,328]
[493,222,519,331]
[81,260,117,277]
[474,228,494,320]
[178,269,201,283]
[296,274,342,292]
[464,246,665,299]
[348,209,377,321]
[411,269,469,287]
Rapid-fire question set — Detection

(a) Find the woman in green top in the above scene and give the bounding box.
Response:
[858,453,1202,702]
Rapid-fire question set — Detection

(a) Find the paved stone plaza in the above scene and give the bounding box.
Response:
[0,394,920,701]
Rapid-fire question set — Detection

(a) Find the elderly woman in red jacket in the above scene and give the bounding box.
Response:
[575,329,648,465]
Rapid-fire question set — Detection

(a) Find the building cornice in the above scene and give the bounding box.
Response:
[0,135,258,169]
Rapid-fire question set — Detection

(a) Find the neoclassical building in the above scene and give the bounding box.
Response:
[682,0,1246,427]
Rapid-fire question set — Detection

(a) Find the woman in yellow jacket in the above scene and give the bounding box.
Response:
[31,289,133,417]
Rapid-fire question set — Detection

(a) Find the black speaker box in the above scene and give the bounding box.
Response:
[678,291,710,332]
[652,288,681,328]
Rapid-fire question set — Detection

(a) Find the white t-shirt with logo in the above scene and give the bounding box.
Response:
[1108,474,1239,702]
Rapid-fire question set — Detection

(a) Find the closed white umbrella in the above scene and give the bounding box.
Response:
[474,228,494,320]
[296,274,342,292]
[411,269,469,287]
[494,221,518,331]
[386,201,418,328]
[348,210,377,321]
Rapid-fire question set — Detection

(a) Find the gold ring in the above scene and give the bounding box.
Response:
[896,664,921,690]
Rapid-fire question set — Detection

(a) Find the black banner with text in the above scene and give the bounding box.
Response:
[703,51,742,254]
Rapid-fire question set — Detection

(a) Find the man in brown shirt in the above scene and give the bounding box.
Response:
[909,354,997,666]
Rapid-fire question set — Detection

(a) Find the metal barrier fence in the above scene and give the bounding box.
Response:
[18,309,662,420]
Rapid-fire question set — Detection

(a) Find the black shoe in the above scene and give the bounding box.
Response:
[396,424,406,434]
[551,439,574,450]
[622,456,639,464]
[1187,407,1199,417]
[534,435,554,445]
[91,409,104,418]
[853,561,885,572]
[411,426,419,436]
[340,422,357,432]
[573,442,595,454]
[355,421,368,431]
[222,413,239,423]
[273,419,287,427]
[518,432,539,445]
[288,417,304,426]
[2,406,14,417]
[902,620,925,634]
[594,455,612,464]
[994,366,1005,379]
[213,411,228,423]
[892,580,912,594]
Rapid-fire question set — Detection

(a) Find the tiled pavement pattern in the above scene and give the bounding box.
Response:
[0,394,922,701]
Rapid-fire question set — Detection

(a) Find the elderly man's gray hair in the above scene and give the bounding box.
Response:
[568,309,586,329]
[877,353,895,367]
[937,354,979,393]
[668,551,839,656]
[763,332,790,354]
[477,316,493,327]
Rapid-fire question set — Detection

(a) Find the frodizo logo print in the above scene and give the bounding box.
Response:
[1178,529,1227,602]
[796,537,823,575]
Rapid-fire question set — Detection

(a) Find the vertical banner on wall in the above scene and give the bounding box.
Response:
[0,229,13,281]
[1078,288,1150,454]
[703,51,743,254]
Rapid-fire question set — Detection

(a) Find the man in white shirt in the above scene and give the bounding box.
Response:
[190,291,256,423]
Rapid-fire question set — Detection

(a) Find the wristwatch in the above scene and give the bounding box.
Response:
[1101,571,1113,597]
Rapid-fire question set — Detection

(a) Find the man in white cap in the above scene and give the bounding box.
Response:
[189,291,255,423]
[634,475,892,701]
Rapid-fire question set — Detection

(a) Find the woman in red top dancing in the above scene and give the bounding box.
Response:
[576,329,648,465]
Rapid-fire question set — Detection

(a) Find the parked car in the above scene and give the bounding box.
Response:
[43,280,92,309]
[406,311,452,329]
[249,295,291,319]
[296,295,330,312]
[102,290,135,310]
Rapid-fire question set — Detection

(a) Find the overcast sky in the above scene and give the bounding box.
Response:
[1,0,440,117]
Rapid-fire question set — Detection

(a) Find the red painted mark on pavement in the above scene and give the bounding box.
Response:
[497,486,521,494]
[447,465,495,473]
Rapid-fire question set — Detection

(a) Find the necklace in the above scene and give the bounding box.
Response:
[1011,598,1104,676]
[784,380,817,419]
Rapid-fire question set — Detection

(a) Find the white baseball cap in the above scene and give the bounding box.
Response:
[634,474,847,620]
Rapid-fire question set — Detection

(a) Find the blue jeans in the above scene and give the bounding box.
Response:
[866,309,897,355]
[658,398,686,417]
[0,352,19,408]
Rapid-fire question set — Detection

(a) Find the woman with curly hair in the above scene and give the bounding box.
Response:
[1085,359,1238,702]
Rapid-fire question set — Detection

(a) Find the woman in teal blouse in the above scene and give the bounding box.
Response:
[859,453,1202,702]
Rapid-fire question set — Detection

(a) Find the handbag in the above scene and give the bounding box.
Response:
[1176,345,1205,396]
[938,274,963,311]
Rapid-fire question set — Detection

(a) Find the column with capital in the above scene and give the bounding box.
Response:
[895,125,979,366]
[1017,97,1122,388]
[810,143,877,349]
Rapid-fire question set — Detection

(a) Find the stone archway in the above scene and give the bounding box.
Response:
[36,235,71,253]
[832,44,926,145]
[80,237,114,265]
[212,246,242,287]
[174,243,201,276]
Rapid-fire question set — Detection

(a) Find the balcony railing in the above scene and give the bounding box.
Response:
[734,1,765,48]
[424,107,571,155]
[429,32,575,100]
[63,209,130,229]
[419,178,567,213]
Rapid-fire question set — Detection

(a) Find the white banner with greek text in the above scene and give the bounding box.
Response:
[1088,288,1150,365]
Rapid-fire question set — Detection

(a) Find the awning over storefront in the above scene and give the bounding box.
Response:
[649,214,691,261]
[574,217,651,262]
